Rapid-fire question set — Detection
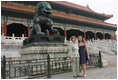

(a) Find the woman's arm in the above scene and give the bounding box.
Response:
[68,44,74,62]
[84,43,90,59]
[68,45,72,57]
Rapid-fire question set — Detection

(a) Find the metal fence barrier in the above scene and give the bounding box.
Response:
[1,51,102,79]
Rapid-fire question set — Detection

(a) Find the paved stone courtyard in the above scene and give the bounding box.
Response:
[39,55,117,79]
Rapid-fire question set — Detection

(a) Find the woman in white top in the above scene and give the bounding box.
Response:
[68,36,80,78]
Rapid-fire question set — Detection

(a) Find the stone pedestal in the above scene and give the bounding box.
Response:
[20,43,69,60]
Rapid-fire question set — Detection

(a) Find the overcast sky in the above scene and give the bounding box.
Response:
[68,0,117,25]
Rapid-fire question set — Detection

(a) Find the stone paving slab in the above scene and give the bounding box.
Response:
[37,55,117,79]
[38,66,116,79]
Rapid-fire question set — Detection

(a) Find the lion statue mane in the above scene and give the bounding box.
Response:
[30,2,59,36]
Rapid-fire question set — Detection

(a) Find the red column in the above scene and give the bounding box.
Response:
[84,31,86,40]
[1,23,3,35]
[64,28,67,40]
[4,22,7,36]
[94,32,97,40]
[28,24,30,37]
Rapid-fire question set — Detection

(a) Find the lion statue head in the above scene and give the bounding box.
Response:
[34,2,52,17]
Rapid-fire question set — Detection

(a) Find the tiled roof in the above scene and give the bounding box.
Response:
[49,1,113,18]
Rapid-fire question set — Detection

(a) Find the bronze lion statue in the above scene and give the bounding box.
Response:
[30,2,59,36]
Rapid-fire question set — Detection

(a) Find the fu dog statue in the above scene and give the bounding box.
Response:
[30,2,59,36]
[23,2,64,46]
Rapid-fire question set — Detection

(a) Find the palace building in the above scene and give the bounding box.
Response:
[1,1,117,41]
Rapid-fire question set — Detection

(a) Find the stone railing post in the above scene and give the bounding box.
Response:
[2,55,6,79]
[47,53,51,78]
[99,51,103,68]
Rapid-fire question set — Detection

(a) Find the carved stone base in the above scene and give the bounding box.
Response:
[20,43,69,60]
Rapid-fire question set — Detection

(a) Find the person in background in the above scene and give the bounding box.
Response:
[68,36,80,78]
[78,35,90,78]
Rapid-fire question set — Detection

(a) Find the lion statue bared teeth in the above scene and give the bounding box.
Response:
[30,2,59,36]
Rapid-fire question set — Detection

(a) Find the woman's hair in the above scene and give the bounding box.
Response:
[70,36,76,41]
[78,35,85,43]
